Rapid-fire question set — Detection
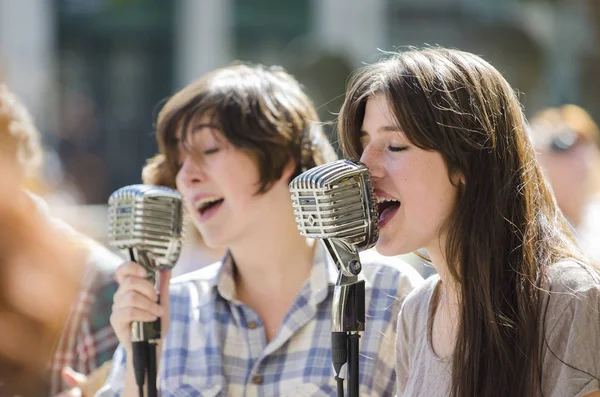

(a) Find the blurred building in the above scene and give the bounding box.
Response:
[0,0,598,206]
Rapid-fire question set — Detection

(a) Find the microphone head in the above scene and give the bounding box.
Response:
[108,184,184,270]
[289,159,379,251]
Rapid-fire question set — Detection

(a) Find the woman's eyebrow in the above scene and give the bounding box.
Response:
[360,125,402,137]
[378,125,402,133]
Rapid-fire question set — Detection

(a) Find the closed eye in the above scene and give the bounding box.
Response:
[388,146,408,152]
[203,148,220,155]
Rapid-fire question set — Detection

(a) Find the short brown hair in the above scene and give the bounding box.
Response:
[142,63,336,192]
[0,84,43,181]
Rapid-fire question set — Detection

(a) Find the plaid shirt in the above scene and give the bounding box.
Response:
[49,243,121,396]
[98,245,423,397]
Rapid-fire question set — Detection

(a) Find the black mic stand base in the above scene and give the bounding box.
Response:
[147,343,158,397]
[132,341,147,397]
[347,332,360,397]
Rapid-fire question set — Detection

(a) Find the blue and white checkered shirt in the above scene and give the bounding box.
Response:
[98,245,423,397]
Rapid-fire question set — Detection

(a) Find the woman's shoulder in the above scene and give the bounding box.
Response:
[546,259,600,295]
[396,275,439,344]
[541,259,599,344]
[401,275,440,317]
[541,260,600,396]
[542,260,599,321]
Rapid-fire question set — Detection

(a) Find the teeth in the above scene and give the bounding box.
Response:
[376,197,399,204]
[194,196,223,209]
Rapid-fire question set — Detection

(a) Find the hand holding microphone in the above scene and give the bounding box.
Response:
[110,262,169,350]
[107,185,184,397]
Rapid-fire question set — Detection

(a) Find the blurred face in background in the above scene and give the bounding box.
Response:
[533,124,599,225]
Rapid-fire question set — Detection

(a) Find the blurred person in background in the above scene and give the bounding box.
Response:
[0,159,83,397]
[99,63,423,396]
[530,104,600,262]
[0,82,122,396]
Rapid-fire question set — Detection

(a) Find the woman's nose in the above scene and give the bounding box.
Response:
[176,155,207,188]
[359,146,383,179]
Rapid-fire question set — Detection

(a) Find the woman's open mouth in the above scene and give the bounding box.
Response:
[194,196,225,221]
[377,198,400,229]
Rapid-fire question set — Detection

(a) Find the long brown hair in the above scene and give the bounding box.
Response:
[338,48,587,396]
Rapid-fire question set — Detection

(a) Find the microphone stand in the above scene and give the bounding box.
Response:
[322,240,365,397]
[129,249,161,397]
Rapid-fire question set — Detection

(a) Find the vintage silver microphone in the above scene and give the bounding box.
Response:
[108,184,184,397]
[289,159,379,397]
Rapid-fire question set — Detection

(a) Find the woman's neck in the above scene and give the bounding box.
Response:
[228,198,316,342]
[229,191,316,299]
[426,241,460,307]
[427,242,461,358]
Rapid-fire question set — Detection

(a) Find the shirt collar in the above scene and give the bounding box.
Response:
[215,250,236,301]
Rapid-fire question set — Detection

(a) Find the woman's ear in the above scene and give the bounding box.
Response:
[450,171,465,187]
[281,157,297,183]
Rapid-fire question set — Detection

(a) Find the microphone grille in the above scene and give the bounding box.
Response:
[108,185,184,269]
[289,159,379,250]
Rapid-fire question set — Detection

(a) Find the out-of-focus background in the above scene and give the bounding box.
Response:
[1,0,599,248]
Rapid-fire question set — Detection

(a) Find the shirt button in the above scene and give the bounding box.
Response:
[248,321,258,329]
[252,375,263,384]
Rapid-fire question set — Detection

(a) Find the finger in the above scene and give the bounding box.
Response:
[157,270,171,301]
[114,276,158,302]
[112,290,164,317]
[62,366,87,388]
[114,261,148,284]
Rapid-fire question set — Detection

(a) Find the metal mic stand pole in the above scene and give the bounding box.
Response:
[332,265,364,397]
[146,289,161,397]
[129,249,161,397]
[327,237,365,397]
[342,259,364,397]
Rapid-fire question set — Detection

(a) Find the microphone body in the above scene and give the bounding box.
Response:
[108,184,184,397]
[108,184,184,342]
[289,159,378,332]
